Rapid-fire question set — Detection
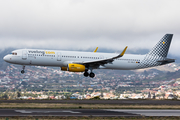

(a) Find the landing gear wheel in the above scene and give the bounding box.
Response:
[21,70,25,74]
[21,66,25,74]
[84,72,89,77]
[89,72,95,78]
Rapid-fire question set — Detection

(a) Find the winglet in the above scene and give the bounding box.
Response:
[94,47,98,52]
[120,46,128,57]
[112,46,128,59]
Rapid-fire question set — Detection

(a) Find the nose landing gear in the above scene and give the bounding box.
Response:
[21,66,25,74]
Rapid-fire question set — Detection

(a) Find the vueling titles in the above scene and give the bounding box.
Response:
[28,50,55,54]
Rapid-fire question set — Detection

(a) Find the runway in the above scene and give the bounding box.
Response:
[0,109,180,117]
[0,100,180,105]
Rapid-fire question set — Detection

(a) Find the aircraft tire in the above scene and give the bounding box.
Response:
[84,72,89,77]
[21,70,25,74]
[89,72,95,78]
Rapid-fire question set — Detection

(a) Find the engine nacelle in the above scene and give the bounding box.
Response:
[61,67,68,71]
[68,64,85,72]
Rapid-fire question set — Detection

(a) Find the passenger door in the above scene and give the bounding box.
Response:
[57,52,61,61]
[22,50,27,60]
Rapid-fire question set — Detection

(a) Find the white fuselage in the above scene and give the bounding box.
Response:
[3,49,145,70]
[3,34,174,78]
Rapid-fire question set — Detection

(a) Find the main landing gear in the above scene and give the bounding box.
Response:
[84,71,89,77]
[84,70,95,78]
[89,72,95,78]
[21,66,25,74]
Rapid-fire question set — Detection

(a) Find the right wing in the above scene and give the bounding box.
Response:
[74,46,128,67]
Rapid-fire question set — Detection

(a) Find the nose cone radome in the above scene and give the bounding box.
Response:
[3,55,16,64]
[3,55,10,62]
[3,55,7,62]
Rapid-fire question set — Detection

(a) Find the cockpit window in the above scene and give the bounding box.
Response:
[12,52,17,55]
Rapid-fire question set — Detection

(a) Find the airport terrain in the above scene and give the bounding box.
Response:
[0,100,180,109]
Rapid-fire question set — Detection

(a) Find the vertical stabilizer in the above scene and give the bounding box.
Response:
[147,34,173,57]
[137,34,174,69]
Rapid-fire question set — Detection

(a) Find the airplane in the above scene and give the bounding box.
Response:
[3,34,175,78]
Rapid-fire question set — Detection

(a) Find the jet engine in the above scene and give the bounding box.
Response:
[61,67,68,71]
[61,64,85,72]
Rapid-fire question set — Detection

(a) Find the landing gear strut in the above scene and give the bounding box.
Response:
[21,66,25,74]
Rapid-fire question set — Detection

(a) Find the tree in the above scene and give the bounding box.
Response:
[2,94,8,99]
[161,93,165,99]
[17,92,21,98]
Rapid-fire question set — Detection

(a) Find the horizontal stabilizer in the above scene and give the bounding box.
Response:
[157,59,175,63]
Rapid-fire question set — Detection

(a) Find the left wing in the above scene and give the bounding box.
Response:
[93,47,98,52]
[73,46,128,67]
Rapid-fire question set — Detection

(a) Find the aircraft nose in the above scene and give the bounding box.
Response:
[3,55,8,62]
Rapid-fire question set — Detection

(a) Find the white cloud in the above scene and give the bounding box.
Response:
[0,0,180,56]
